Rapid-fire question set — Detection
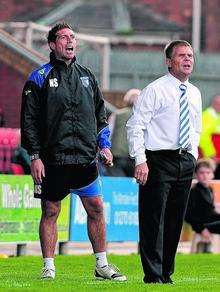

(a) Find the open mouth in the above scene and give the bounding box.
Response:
[66,47,73,52]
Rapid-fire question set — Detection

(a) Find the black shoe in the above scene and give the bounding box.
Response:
[163,276,173,284]
[143,275,163,284]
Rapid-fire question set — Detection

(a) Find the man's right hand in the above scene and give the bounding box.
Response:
[30,159,45,184]
[134,162,149,185]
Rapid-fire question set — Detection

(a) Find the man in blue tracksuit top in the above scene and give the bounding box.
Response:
[21,22,126,281]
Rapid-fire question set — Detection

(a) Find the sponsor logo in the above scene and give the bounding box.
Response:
[38,68,45,75]
[80,76,89,87]
[49,78,58,87]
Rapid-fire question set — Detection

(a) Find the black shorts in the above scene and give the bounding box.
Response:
[34,162,99,201]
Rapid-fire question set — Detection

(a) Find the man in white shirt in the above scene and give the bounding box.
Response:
[126,40,202,284]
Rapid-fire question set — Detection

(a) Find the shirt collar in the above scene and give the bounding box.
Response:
[167,72,189,87]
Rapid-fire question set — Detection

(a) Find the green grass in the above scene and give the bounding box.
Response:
[0,254,220,291]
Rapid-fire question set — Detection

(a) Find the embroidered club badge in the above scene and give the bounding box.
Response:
[80,76,89,87]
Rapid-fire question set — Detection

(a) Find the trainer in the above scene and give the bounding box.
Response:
[21,22,126,281]
[126,40,202,284]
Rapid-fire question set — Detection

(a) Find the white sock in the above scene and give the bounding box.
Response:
[95,251,108,268]
[43,258,55,269]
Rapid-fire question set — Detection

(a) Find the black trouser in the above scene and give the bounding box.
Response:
[139,150,196,279]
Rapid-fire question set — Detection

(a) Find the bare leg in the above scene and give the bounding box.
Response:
[39,200,61,258]
[81,196,127,281]
[80,196,106,252]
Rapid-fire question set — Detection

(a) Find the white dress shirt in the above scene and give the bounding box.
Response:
[126,73,202,165]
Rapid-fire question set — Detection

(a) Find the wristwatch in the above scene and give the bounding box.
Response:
[30,153,40,161]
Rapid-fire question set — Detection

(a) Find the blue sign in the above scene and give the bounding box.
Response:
[69,177,139,242]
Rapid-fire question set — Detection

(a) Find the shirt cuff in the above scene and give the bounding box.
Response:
[97,126,111,149]
[135,154,147,166]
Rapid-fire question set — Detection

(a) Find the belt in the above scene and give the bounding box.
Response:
[177,148,188,155]
[146,148,188,155]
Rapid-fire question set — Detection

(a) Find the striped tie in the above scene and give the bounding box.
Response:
[179,84,190,149]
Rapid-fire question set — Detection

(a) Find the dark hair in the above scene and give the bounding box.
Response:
[164,40,192,59]
[195,158,216,173]
[47,22,73,43]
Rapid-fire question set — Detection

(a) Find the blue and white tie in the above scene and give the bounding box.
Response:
[179,84,190,149]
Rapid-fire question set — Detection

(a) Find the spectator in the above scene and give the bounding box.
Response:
[199,95,220,177]
[106,89,141,177]
[185,159,220,241]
